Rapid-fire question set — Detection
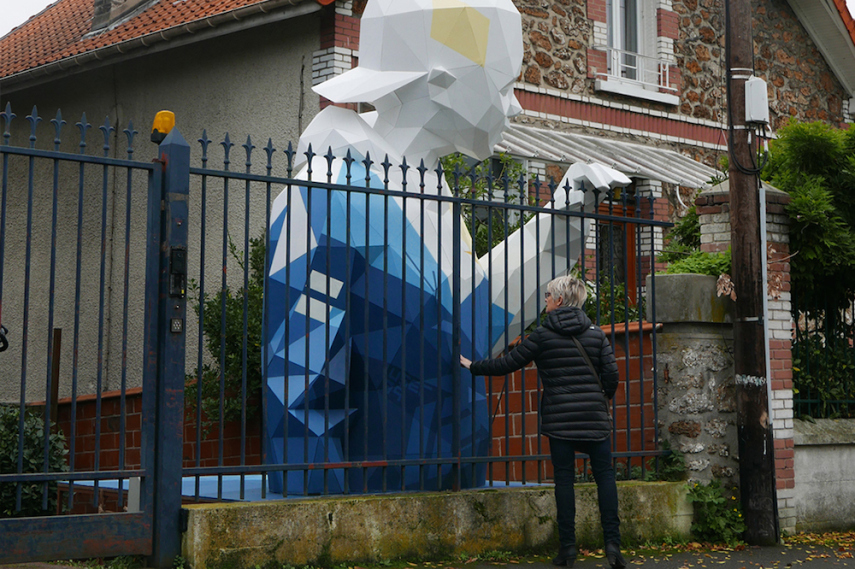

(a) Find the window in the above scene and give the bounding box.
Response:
[607,0,640,81]
[595,0,680,105]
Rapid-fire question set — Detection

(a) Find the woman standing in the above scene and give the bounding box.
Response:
[460,275,626,569]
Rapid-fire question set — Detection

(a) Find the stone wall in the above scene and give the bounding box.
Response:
[671,0,850,129]
[515,0,851,128]
[647,274,740,488]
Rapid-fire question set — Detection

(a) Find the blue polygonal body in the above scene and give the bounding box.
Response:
[264,160,501,495]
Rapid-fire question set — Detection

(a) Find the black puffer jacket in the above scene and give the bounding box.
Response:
[469,306,619,441]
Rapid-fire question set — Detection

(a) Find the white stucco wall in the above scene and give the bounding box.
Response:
[0,14,320,403]
[793,419,855,532]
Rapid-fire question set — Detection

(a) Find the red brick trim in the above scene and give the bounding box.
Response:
[588,0,608,23]
[587,47,608,79]
[657,9,679,40]
[516,89,725,147]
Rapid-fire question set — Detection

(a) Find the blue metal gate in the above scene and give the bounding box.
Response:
[0,105,186,566]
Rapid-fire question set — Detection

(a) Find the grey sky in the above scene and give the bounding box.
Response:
[1,0,56,39]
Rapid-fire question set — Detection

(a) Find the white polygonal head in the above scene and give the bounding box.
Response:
[314,0,523,161]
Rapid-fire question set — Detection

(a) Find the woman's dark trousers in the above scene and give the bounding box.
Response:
[549,436,621,548]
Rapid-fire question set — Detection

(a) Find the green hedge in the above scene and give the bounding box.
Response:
[0,406,69,517]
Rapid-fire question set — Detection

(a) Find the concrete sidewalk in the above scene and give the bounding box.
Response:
[464,544,853,569]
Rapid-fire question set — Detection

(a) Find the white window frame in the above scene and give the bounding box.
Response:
[595,0,679,106]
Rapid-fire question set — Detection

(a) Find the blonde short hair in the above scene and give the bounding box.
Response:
[547,275,587,308]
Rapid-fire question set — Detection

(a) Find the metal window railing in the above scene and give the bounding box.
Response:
[593,45,677,93]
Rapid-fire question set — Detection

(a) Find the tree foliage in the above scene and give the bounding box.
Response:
[441,152,534,258]
[186,235,265,430]
[762,121,855,419]
[762,121,855,309]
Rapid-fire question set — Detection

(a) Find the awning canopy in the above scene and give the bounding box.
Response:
[495,124,720,189]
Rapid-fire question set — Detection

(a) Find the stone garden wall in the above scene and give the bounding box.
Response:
[647,273,740,488]
[650,182,797,535]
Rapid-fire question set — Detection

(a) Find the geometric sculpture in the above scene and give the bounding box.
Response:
[264,0,631,494]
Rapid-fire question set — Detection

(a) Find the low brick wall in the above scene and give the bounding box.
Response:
[29,387,263,513]
[36,321,657,498]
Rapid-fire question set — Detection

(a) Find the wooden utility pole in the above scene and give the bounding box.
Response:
[725,0,779,545]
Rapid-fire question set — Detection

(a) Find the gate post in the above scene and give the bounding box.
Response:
[149,128,190,568]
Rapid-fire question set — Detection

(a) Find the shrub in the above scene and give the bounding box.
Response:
[0,406,69,517]
[441,152,533,258]
[583,272,643,325]
[665,249,731,277]
[658,205,701,264]
[186,234,264,431]
[646,440,687,482]
[791,329,855,419]
[686,479,745,546]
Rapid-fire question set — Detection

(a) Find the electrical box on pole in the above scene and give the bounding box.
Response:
[745,76,770,125]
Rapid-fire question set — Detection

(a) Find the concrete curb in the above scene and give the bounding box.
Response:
[182,482,692,568]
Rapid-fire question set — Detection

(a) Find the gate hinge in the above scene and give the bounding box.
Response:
[180,507,189,533]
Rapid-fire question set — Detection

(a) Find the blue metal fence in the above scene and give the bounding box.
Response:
[180,132,671,500]
[0,105,672,563]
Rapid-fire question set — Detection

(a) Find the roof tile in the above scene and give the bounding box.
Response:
[0,0,312,79]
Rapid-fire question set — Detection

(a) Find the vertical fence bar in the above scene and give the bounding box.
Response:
[485,174,495,487]
[648,189,661,455]
[635,197,646,477]
[149,129,190,569]
[194,132,211,501]
[621,192,631,471]
[116,123,137,509]
[379,154,389,493]
[240,137,254,501]
[41,111,64,510]
[303,148,314,495]
[0,104,12,342]
[468,170,478,488]
[218,135,233,500]
[91,118,115,508]
[342,152,354,494]
[502,171,510,484]
[400,160,409,490]
[434,167,444,489]
[517,172,527,485]
[16,108,40,513]
[418,160,427,491]
[261,138,275,500]
[451,168,462,491]
[282,144,295,497]
[66,114,91,512]
[323,149,333,495]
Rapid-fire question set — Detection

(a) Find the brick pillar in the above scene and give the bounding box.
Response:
[695,181,796,535]
[314,0,362,110]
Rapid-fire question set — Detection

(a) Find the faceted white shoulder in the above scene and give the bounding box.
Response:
[296,106,400,167]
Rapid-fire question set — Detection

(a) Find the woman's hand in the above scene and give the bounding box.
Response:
[460,355,472,369]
